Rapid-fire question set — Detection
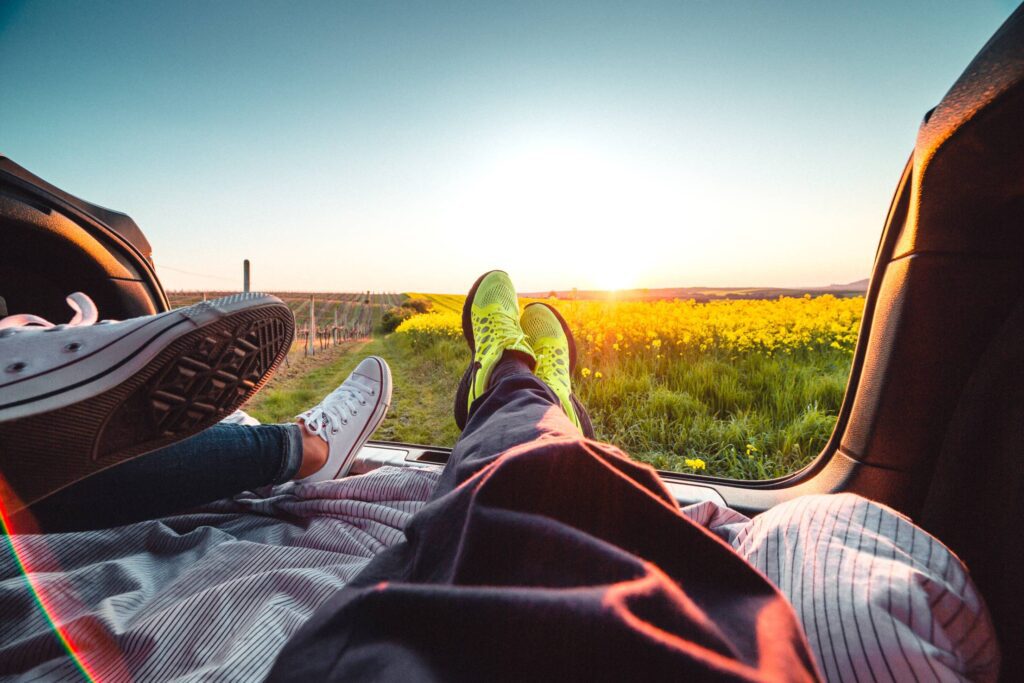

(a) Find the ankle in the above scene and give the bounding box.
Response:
[505,349,536,370]
[487,350,536,390]
[295,420,329,478]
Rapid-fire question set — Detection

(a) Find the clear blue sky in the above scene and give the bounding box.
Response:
[1,1,1017,293]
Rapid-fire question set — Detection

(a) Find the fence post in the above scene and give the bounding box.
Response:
[306,295,316,356]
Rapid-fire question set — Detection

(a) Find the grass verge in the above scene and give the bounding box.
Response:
[248,330,851,480]
[246,334,463,447]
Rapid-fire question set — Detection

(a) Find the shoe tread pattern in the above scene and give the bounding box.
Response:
[0,305,294,512]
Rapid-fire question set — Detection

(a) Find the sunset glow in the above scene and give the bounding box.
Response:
[2,2,1011,294]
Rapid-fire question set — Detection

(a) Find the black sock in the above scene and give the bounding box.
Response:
[488,350,534,388]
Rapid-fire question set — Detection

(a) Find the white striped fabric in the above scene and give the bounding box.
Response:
[0,466,440,682]
[0,478,997,682]
[720,493,999,683]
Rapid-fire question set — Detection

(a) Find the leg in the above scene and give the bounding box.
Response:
[271,272,819,681]
[432,353,575,496]
[13,422,304,533]
[10,356,393,533]
[0,293,295,511]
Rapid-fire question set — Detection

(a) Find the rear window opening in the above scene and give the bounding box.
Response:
[168,285,865,481]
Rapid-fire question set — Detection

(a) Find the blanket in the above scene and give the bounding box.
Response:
[0,472,997,681]
[0,466,439,681]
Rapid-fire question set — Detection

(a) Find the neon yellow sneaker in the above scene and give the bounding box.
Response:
[520,302,595,437]
[454,270,536,429]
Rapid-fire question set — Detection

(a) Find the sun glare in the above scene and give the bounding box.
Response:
[594,269,638,292]
[447,142,694,292]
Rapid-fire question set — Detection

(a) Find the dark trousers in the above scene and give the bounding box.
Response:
[270,358,820,681]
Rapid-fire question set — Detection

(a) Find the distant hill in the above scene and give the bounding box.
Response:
[523,280,868,303]
[822,278,869,291]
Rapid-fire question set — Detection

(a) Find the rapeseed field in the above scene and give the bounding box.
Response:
[396,294,863,479]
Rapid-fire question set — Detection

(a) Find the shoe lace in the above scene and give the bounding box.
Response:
[481,310,529,357]
[0,292,105,332]
[298,379,375,437]
[533,345,558,380]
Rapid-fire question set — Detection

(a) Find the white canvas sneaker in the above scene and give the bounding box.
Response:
[296,356,392,483]
[0,292,294,510]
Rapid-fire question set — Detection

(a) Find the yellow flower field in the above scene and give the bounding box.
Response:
[395,308,462,340]
[395,293,864,480]
[398,295,863,358]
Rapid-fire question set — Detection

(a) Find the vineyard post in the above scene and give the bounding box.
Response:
[306,295,315,356]
[334,307,339,346]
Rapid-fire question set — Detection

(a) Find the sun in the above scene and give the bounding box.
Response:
[598,273,636,292]
[447,141,678,292]
[587,261,641,292]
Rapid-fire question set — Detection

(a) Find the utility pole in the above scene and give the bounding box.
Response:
[243,259,251,293]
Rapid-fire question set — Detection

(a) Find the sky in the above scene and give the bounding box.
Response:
[0,1,1018,293]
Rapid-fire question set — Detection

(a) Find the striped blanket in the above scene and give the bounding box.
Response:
[1,471,997,681]
[1,467,440,681]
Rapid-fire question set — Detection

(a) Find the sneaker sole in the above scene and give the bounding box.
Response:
[453,270,502,430]
[0,294,294,511]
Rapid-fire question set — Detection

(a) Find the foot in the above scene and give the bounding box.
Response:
[0,291,294,511]
[453,270,536,429]
[520,302,595,437]
[296,356,392,482]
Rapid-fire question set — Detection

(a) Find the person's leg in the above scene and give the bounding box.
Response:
[432,353,569,495]
[272,273,819,681]
[0,292,295,511]
[437,277,597,497]
[10,356,393,534]
[13,423,304,533]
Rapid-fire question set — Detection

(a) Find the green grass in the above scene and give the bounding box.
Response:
[246,335,463,447]
[248,330,852,480]
[575,349,850,478]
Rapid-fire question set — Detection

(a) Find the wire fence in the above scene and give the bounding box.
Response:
[166,291,405,356]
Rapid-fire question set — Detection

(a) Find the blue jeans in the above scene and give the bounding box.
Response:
[19,423,304,533]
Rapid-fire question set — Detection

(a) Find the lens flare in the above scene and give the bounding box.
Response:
[0,485,129,680]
